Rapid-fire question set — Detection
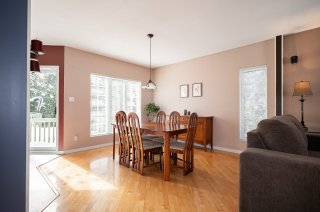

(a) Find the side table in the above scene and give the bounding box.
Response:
[306,131,320,151]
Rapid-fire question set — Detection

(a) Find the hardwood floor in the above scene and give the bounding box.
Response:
[41,146,239,211]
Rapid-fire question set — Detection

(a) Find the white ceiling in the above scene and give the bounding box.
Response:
[31,0,320,68]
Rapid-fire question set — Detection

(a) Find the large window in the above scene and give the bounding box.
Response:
[240,66,267,140]
[90,74,141,136]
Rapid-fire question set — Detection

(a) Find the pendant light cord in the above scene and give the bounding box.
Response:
[149,35,152,80]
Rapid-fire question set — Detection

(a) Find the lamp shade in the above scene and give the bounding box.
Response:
[31,39,45,55]
[30,60,40,72]
[293,81,313,96]
[30,52,38,61]
[142,80,157,89]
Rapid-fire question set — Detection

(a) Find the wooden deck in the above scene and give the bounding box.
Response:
[40,146,239,211]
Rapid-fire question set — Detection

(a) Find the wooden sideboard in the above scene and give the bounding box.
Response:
[178,116,213,151]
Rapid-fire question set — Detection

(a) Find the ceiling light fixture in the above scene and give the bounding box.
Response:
[142,34,157,89]
[31,39,45,56]
[30,39,45,72]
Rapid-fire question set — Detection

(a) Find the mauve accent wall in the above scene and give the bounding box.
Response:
[153,39,276,151]
[283,27,320,129]
[40,45,65,151]
[0,0,28,210]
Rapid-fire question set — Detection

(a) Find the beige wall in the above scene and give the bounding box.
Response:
[63,47,152,151]
[153,39,276,151]
[283,27,320,130]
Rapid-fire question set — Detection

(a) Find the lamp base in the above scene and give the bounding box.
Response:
[302,125,308,132]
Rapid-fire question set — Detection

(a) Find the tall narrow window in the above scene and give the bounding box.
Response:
[240,66,267,140]
[90,74,141,136]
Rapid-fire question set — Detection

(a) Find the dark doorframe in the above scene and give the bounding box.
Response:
[276,35,283,115]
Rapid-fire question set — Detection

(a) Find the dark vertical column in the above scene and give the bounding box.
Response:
[276,35,283,115]
[0,0,28,211]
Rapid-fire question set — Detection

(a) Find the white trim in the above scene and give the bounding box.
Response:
[57,142,116,155]
[191,142,242,154]
[26,0,31,208]
[213,146,243,154]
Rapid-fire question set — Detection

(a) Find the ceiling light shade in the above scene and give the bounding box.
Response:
[142,79,157,89]
[142,33,157,90]
[31,39,45,55]
[30,60,40,72]
[293,81,313,96]
[30,52,38,61]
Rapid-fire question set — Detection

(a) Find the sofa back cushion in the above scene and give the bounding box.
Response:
[279,114,308,145]
[257,116,308,155]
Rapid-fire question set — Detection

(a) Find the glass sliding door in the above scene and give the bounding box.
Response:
[29,66,59,151]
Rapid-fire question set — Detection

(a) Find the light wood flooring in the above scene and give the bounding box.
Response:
[40,146,239,212]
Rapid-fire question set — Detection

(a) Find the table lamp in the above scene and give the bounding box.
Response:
[293,81,313,131]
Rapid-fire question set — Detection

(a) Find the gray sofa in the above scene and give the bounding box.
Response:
[240,115,320,212]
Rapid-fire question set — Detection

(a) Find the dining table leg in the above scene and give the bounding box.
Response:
[163,133,170,181]
[113,125,115,160]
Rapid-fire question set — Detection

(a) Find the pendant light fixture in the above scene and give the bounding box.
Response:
[30,39,45,72]
[30,52,40,72]
[142,34,157,89]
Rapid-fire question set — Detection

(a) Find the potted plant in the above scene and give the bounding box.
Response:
[144,102,160,122]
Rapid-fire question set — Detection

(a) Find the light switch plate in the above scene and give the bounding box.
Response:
[68,97,75,102]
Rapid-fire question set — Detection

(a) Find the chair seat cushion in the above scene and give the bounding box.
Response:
[170,140,185,151]
[143,135,164,143]
[143,140,163,150]
[142,134,160,140]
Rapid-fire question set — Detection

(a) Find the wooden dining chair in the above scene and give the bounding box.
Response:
[169,111,180,125]
[115,111,131,168]
[169,111,180,140]
[170,112,198,175]
[128,112,163,175]
[156,111,166,124]
[142,111,167,141]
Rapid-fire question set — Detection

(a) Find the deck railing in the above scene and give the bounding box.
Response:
[30,118,57,147]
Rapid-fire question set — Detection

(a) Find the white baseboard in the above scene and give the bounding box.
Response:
[58,142,242,155]
[58,142,116,155]
[183,142,243,154]
[213,146,243,154]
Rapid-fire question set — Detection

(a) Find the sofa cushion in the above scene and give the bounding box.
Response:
[271,115,308,146]
[257,118,308,155]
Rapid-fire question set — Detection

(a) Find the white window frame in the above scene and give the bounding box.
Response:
[239,65,267,141]
[90,73,141,137]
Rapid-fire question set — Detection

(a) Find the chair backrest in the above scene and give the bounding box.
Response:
[156,111,166,124]
[169,111,180,125]
[127,112,143,153]
[184,113,198,152]
[115,111,130,147]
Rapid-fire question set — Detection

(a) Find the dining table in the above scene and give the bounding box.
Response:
[112,122,188,181]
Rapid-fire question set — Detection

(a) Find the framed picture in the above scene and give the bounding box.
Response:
[180,84,189,98]
[192,83,202,97]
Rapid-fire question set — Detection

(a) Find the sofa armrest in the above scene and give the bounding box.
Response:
[240,148,320,212]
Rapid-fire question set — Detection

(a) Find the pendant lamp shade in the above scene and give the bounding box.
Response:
[31,39,45,55]
[30,60,40,72]
[142,34,157,89]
